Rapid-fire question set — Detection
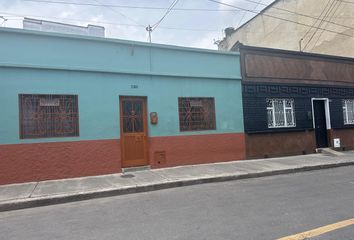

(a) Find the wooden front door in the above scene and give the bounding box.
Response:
[120,96,148,168]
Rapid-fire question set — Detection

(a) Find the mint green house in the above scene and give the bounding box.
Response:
[0,27,245,185]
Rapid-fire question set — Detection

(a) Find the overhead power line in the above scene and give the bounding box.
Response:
[0,16,8,26]
[340,0,354,4]
[207,0,354,39]
[241,0,354,31]
[301,0,333,42]
[236,0,262,28]
[146,0,179,43]
[91,0,144,27]
[310,0,342,51]
[301,0,335,51]
[22,0,241,12]
[152,0,179,30]
[22,0,354,31]
[304,0,340,51]
[0,11,220,33]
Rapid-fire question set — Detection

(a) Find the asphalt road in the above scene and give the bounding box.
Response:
[0,166,353,240]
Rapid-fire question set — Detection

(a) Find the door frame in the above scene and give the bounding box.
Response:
[311,98,331,148]
[311,98,331,130]
[119,95,149,168]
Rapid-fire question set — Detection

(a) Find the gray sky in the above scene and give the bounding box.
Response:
[0,0,274,49]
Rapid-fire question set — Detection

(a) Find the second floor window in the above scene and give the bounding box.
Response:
[267,98,295,128]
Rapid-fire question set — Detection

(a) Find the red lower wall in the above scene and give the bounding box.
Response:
[0,140,121,185]
[331,129,354,150]
[0,133,246,185]
[149,133,246,168]
[245,131,316,159]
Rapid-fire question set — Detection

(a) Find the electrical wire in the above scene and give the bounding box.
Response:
[152,0,179,30]
[236,0,262,28]
[340,0,354,4]
[21,0,354,30]
[303,0,339,50]
[240,0,354,31]
[207,0,354,38]
[301,0,335,51]
[18,0,354,31]
[301,0,332,42]
[310,0,342,51]
[0,11,221,32]
[21,0,241,12]
[91,0,144,27]
[0,16,8,26]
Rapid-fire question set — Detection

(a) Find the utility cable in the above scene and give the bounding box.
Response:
[0,11,220,32]
[152,0,179,30]
[21,0,241,12]
[91,0,144,27]
[340,0,354,5]
[300,0,333,44]
[21,0,354,30]
[310,0,342,51]
[236,0,262,28]
[0,16,8,26]
[240,0,354,31]
[303,0,338,51]
[301,0,336,51]
[207,0,354,38]
[146,0,179,42]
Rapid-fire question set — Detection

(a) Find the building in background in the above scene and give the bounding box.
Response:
[23,17,105,37]
[0,27,245,185]
[218,0,354,58]
[239,44,354,159]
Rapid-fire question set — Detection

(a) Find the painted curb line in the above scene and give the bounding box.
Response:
[0,161,353,212]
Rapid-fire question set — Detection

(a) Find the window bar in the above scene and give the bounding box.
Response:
[272,100,276,128]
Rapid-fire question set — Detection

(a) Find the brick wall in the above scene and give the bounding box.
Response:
[0,140,121,185]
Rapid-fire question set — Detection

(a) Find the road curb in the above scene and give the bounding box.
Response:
[1,161,353,212]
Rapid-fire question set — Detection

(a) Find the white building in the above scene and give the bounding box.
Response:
[218,0,354,57]
[23,18,105,37]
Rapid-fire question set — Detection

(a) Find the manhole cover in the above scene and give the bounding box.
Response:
[121,174,135,178]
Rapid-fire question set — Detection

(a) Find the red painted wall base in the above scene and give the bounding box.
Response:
[0,140,121,185]
[0,133,246,185]
[149,133,246,168]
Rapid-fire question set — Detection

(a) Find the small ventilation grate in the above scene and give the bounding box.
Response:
[154,151,167,165]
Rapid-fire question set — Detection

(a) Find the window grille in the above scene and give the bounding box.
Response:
[19,94,79,139]
[121,99,144,133]
[342,99,354,125]
[178,97,216,131]
[267,98,295,128]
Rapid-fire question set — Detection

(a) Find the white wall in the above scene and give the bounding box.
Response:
[23,18,105,37]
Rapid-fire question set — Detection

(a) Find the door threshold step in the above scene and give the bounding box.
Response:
[316,148,345,156]
[122,166,151,173]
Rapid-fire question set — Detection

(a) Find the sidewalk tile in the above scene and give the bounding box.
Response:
[0,182,36,202]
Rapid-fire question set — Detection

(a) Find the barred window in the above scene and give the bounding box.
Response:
[267,99,295,128]
[178,97,216,131]
[19,94,79,139]
[343,99,354,125]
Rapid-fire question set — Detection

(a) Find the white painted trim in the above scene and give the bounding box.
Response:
[311,98,331,130]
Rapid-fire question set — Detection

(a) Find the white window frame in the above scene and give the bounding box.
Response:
[267,98,296,128]
[342,99,354,125]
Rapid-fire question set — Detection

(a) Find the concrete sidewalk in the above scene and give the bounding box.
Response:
[1,151,354,212]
